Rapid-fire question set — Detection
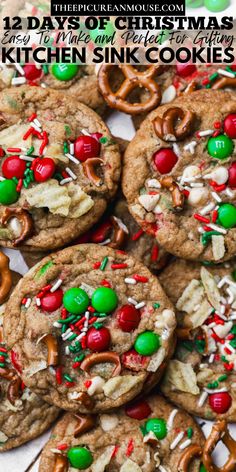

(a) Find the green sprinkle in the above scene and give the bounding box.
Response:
[54,173,63,182]
[187,427,193,439]
[96,312,108,318]
[153,303,160,309]
[230,325,236,334]
[64,373,74,382]
[68,333,77,341]
[26,146,34,156]
[23,179,29,188]
[207,381,219,389]
[100,256,108,271]
[64,125,72,138]
[0,351,8,357]
[229,339,236,349]
[221,355,228,363]
[35,261,54,279]
[201,231,221,246]
[218,374,228,382]
[42,65,49,74]
[0,362,5,367]
[58,315,79,324]
[209,72,219,81]
[93,322,103,329]
[75,353,85,362]
[62,324,67,334]
[206,84,211,89]
[12,177,18,184]
[182,340,194,352]
[69,346,76,353]
[63,141,69,154]
[195,339,206,353]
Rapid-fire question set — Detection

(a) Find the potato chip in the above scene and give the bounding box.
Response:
[0,123,32,148]
[176,280,204,314]
[200,267,221,313]
[103,374,144,399]
[163,360,199,395]
[68,183,94,218]
[212,235,225,261]
[147,348,166,372]
[91,446,114,472]
[120,459,142,472]
[185,299,212,329]
[22,180,71,216]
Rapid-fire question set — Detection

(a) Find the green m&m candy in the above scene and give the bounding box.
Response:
[207,135,234,160]
[145,418,167,440]
[51,64,79,81]
[63,288,89,314]
[89,21,115,46]
[199,465,207,472]
[134,331,160,356]
[218,203,236,229]
[67,446,93,469]
[0,179,19,205]
[204,0,229,12]
[91,287,118,313]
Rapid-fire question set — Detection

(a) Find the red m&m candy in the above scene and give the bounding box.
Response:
[23,64,42,81]
[2,156,26,179]
[117,304,141,332]
[125,400,152,420]
[176,63,197,78]
[122,349,148,371]
[224,114,236,139]
[74,136,100,162]
[228,162,236,188]
[153,148,178,174]
[41,289,63,312]
[87,327,111,352]
[209,391,232,414]
[90,220,112,244]
[32,157,56,182]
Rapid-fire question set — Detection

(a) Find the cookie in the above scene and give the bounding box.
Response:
[39,394,205,472]
[0,252,59,451]
[3,244,176,413]
[0,86,120,250]
[123,89,236,262]
[160,258,236,421]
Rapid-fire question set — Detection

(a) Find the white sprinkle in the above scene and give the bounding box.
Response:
[75,332,86,341]
[80,129,91,136]
[225,342,235,354]
[209,353,215,363]
[179,439,192,450]
[15,63,25,75]
[230,314,236,320]
[33,118,41,128]
[85,311,90,320]
[60,177,73,185]
[172,143,181,156]
[31,122,42,133]
[128,297,138,305]
[49,366,56,376]
[50,448,61,454]
[146,451,151,464]
[62,329,72,341]
[183,141,197,154]
[135,301,145,310]
[0,177,6,181]
[36,298,41,307]
[19,155,34,162]
[158,467,168,472]
[53,321,61,328]
[204,387,228,394]
[218,276,228,288]
[65,346,70,355]
[65,153,80,165]
[69,143,74,155]
[225,188,234,197]
[147,179,161,189]
[11,77,26,85]
[218,68,235,78]
[25,298,31,309]
[200,202,215,215]
[227,287,235,304]
[50,279,63,293]
[190,182,204,188]
[167,408,178,430]
[170,432,184,450]
[208,322,216,328]
[220,305,226,315]
[198,129,214,137]
[41,83,47,88]
[99,238,111,246]
[198,390,208,407]
[207,223,227,235]
[220,296,227,304]
[211,192,222,203]
[124,278,137,285]
[198,227,205,234]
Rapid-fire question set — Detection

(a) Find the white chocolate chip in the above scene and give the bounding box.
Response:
[188,187,209,207]
[138,194,160,212]
[100,414,119,432]
[87,376,105,396]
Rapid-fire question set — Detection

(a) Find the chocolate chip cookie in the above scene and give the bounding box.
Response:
[123,90,236,262]
[3,244,176,413]
[160,258,236,421]
[39,394,205,472]
[0,86,120,250]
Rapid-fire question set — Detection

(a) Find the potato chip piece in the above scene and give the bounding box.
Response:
[0,431,8,443]
[163,360,199,395]
[120,459,142,472]
[0,123,32,148]
[185,299,212,329]
[91,446,114,472]
[44,143,67,163]
[103,375,144,399]
[200,267,221,313]
[176,280,204,314]
[23,360,47,377]
[147,348,166,372]
[212,235,225,261]
[23,180,71,216]
[68,182,94,218]
[0,67,14,85]
[197,369,215,385]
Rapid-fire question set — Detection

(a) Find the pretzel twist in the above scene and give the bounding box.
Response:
[0,367,22,404]
[203,420,236,472]
[41,334,59,366]
[108,216,128,249]
[98,65,164,115]
[178,444,202,472]
[153,107,195,142]
[0,251,12,304]
[80,352,121,377]
[53,455,68,472]
[74,413,96,437]
[1,208,33,246]
[212,77,236,90]
[83,158,104,187]
[160,176,185,210]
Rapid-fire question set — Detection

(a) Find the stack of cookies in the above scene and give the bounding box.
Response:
[0,12,236,469]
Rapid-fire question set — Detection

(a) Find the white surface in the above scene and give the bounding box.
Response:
[0,110,235,471]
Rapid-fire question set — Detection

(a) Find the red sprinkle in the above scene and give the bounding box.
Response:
[23,127,34,140]
[111,445,119,458]
[16,179,23,193]
[126,439,134,457]
[65,381,75,388]
[111,263,128,270]
[7,148,21,153]
[227,334,235,340]
[0,347,7,353]
[213,184,226,192]
[100,279,111,288]
[202,78,210,86]
[203,226,212,232]
[88,306,95,313]
[84,380,92,389]
[214,121,222,129]
[224,363,234,371]
[182,189,190,197]
[81,337,87,349]
[212,131,221,138]
[194,214,210,223]
[88,317,97,324]
[72,362,81,369]
[132,229,144,241]
[39,131,48,156]
[0,356,5,362]
[21,298,27,305]
[133,274,148,283]
[151,244,159,262]
[212,209,218,223]
[61,308,68,319]
[56,366,62,385]
[57,444,68,451]
[28,113,37,122]
[224,347,233,355]
[93,262,101,269]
